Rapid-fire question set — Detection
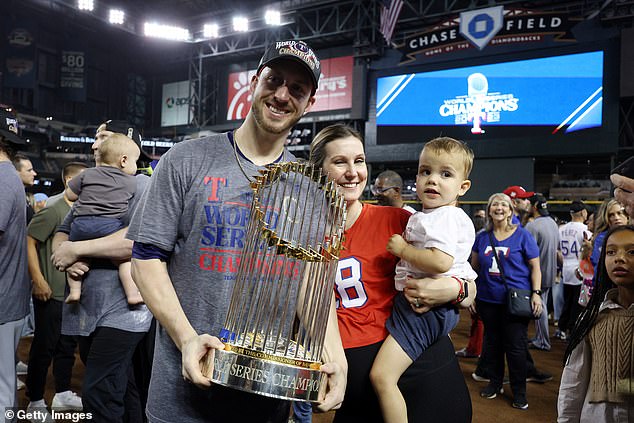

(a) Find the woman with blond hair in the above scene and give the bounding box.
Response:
[590,199,628,270]
[471,192,542,410]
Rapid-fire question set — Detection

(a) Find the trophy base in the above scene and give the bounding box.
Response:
[207,347,326,402]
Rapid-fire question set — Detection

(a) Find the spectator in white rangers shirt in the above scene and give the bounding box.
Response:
[557,201,592,341]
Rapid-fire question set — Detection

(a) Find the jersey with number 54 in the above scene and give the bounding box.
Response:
[559,220,591,285]
[335,204,410,349]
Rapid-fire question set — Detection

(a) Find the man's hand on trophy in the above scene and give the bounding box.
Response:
[181,334,225,388]
[314,361,346,412]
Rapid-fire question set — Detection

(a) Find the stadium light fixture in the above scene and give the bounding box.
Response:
[109,9,125,25]
[203,23,219,38]
[265,10,281,26]
[77,0,94,11]
[233,16,249,32]
[144,22,191,41]
[264,10,282,26]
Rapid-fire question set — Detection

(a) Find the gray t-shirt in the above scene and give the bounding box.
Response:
[525,215,560,289]
[60,174,152,336]
[0,162,30,324]
[68,166,136,218]
[126,133,294,423]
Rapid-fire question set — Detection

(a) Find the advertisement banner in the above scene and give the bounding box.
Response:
[226,70,257,121]
[226,56,353,121]
[398,9,576,63]
[313,56,353,112]
[60,50,87,102]
[161,80,192,127]
[3,26,36,88]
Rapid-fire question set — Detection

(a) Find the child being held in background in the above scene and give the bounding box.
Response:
[576,232,595,308]
[65,133,142,305]
[558,224,634,421]
[370,137,477,423]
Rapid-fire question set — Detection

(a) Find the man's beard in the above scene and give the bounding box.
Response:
[251,99,299,135]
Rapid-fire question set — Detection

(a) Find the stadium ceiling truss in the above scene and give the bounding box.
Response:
[191,0,612,58]
[189,0,377,127]
[188,0,614,127]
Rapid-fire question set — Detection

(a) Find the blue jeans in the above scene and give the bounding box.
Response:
[70,216,125,242]
[292,401,312,423]
[531,287,551,350]
[386,292,459,360]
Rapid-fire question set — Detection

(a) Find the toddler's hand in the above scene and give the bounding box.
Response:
[387,234,408,257]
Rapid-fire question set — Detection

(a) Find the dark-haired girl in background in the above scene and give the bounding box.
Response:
[558,225,634,422]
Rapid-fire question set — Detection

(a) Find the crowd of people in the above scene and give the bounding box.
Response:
[1,38,633,423]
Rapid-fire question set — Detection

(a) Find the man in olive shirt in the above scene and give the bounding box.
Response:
[25,162,88,412]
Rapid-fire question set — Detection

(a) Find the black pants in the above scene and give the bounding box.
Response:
[130,319,155,423]
[26,298,77,401]
[478,300,529,398]
[77,327,146,423]
[476,344,538,378]
[558,284,582,333]
[334,336,471,423]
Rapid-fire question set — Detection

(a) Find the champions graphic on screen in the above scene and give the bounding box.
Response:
[376,50,604,137]
[439,72,519,134]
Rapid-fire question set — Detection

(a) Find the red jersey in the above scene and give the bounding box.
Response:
[335,204,411,349]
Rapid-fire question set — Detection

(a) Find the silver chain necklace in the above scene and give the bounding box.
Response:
[232,130,287,183]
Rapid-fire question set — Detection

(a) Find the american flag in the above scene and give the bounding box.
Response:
[380,0,404,43]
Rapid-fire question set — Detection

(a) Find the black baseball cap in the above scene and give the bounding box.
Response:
[0,109,26,145]
[258,40,321,95]
[100,120,151,161]
[530,193,549,216]
[570,200,586,213]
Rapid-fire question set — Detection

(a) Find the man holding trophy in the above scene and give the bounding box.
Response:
[127,40,347,422]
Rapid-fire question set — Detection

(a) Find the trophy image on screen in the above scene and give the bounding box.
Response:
[204,161,346,402]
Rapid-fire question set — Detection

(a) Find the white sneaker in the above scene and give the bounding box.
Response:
[51,390,83,411]
[17,378,25,390]
[16,361,28,375]
[27,400,55,423]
